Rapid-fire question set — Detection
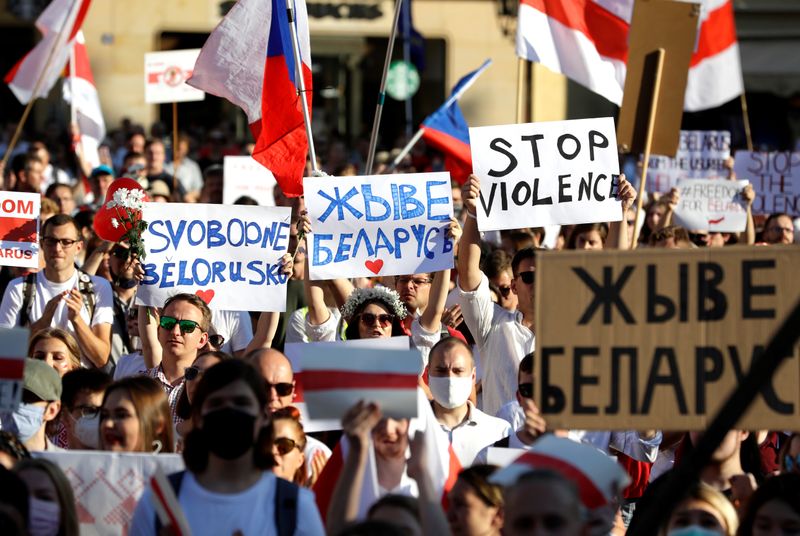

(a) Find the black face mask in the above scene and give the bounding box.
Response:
[201,407,257,460]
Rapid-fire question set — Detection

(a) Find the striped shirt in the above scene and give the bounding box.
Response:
[144,364,185,426]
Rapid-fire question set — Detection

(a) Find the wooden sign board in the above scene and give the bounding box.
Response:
[617,0,699,157]
[534,247,800,430]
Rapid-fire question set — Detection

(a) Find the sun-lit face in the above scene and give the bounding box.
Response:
[41,223,82,273]
[667,499,727,535]
[100,389,141,452]
[271,419,305,482]
[372,417,409,460]
[357,302,395,339]
[32,337,77,377]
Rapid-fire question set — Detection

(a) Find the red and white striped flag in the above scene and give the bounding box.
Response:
[516,0,742,112]
[4,0,92,104]
[489,435,630,509]
[63,32,105,168]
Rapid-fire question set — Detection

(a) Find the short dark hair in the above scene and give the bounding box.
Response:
[567,223,609,250]
[429,336,474,367]
[511,247,538,278]
[61,369,112,410]
[41,213,80,239]
[457,464,503,507]
[163,293,212,332]
[367,494,420,521]
[518,352,534,381]
[481,249,512,280]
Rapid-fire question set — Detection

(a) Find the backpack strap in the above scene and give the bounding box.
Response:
[19,272,36,327]
[274,477,299,536]
[154,471,186,534]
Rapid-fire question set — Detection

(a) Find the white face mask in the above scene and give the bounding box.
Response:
[28,497,61,536]
[428,375,473,409]
[73,414,101,449]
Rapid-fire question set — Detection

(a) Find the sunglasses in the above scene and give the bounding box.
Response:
[518,382,533,399]
[498,285,512,298]
[158,315,202,334]
[41,237,79,248]
[274,437,301,456]
[208,334,225,348]
[184,366,204,382]
[359,313,395,327]
[518,271,535,285]
[266,382,294,397]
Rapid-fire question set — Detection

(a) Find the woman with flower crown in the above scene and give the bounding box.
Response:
[298,212,462,367]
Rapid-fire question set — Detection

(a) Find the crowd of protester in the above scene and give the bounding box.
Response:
[0,117,798,536]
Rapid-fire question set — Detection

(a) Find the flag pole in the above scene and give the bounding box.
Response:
[0,0,78,172]
[69,44,77,126]
[286,0,319,174]
[401,0,413,139]
[516,58,526,123]
[630,48,666,249]
[384,127,424,173]
[365,0,405,175]
[740,92,753,152]
[172,102,180,193]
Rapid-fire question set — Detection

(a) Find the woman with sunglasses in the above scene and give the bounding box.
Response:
[271,406,308,486]
[99,376,174,453]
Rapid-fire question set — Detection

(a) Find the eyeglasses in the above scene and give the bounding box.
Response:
[73,405,101,418]
[518,382,533,399]
[41,237,79,248]
[786,453,800,473]
[208,334,225,348]
[274,437,301,456]
[158,315,202,334]
[184,366,204,382]
[498,285,512,298]
[266,382,294,397]
[518,271,535,285]
[359,313,395,327]
[395,276,432,287]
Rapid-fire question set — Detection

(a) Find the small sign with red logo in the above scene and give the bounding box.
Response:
[144,49,205,104]
[0,327,30,413]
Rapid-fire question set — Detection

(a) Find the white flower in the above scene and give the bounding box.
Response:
[129,189,145,202]
[113,188,130,207]
[111,218,120,229]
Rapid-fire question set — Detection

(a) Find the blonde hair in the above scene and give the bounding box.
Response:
[662,482,739,536]
[28,327,81,371]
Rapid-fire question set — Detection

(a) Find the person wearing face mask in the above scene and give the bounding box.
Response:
[427,337,510,466]
[14,458,80,536]
[658,481,738,536]
[1,359,63,452]
[130,359,325,536]
[58,368,112,450]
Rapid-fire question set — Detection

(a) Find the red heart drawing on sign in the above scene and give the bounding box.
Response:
[364,259,384,274]
[708,216,725,225]
[195,289,215,304]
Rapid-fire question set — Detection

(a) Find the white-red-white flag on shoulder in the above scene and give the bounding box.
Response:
[4,0,92,104]
[516,0,743,112]
[63,31,105,168]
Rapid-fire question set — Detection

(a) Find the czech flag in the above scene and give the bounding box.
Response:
[421,60,491,185]
[189,0,312,197]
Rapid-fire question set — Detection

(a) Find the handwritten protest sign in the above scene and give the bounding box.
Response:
[285,337,411,431]
[535,247,800,430]
[304,173,454,280]
[297,345,422,420]
[0,192,39,268]
[646,131,731,192]
[469,118,622,231]
[144,49,205,104]
[137,203,292,311]
[36,451,184,536]
[0,328,29,412]
[733,151,800,217]
[223,156,277,206]
[673,179,749,233]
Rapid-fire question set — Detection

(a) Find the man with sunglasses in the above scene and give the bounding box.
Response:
[146,293,211,424]
[456,175,538,417]
[246,348,332,484]
[0,214,115,369]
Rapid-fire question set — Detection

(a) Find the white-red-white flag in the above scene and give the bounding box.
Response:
[516,0,743,112]
[4,0,92,104]
[63,32,105,168]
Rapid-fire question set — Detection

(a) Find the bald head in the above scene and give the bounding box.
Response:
[246,349,295,412]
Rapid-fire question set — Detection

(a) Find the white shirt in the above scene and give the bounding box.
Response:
[129,471,324,536]
[165,158,204,194]
[211,309,253,354]
[436,401,511,466]
[286,307,341,344]
[566,430,662,463]
[0,271,114,368]
[114,352,147,379]
[495,400,525,431]
[458,274,535,416]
